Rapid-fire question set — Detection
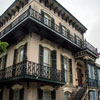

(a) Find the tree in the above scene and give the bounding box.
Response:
[0,41,9,53]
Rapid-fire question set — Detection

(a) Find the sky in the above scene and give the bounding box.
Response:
[0,0,100,64]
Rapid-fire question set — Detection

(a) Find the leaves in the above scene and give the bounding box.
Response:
[0,41,9,53]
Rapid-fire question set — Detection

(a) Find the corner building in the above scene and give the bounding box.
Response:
[0,0,99,100]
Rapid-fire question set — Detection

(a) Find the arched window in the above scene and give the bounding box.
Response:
[64,92,70,100]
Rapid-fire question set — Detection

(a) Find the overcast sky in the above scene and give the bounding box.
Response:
[0,0,100,64]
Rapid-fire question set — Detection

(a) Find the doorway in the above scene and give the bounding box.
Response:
[78,68,83,87]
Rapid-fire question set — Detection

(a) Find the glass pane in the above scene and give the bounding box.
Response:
[89,92,93,100]
[13,90,20,100]
[64,93,69,100]
[64,58,67,82]
[43,91,51,100]
[44,14,50,26]
[62,27,66,36]
[43,48,49,66]
[19,48,24,62]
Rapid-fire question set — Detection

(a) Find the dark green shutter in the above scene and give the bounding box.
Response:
[51,90,56,100]
[51,18,55,29]
[19,88,24,100]
[9,88,13,100]
[3,54,7,69]
[69,59,73,83]
[51,50,56,69]
[38,88,43,100]
[23,43,27,61]
[59,23,62,34]
[61,54,64,70]
[13,49,18,65]
[39,45,44,65]
[74,34,77,44]
[41,10,44,23]
[67,30,70,39]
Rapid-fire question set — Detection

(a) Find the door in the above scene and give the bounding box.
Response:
[78,68,82,86]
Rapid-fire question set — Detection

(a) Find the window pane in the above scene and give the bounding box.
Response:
[64,93,69,100]
[19,48,24,62]
[64,58,67,82]
[43,91,51,100]
[13,90,20,100]
[44,14,50,26]
[62,27,66,36]
[43,48,49,66]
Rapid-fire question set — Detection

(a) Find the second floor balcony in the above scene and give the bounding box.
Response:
[0,60,65,85]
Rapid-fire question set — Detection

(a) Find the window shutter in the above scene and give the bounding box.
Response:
[19,88,24,100]
[23,43,27,61]
[3,54,7,69]
[9,88,13,100]
[51,90,56,100]
[59,23,62,34]
[38,88,43,100]
[74,34,77,44]
[41,10,44,23]
[67,30,70,39]
[51,18,55,29]
[69,59,73,83]
[61,54,64,70]
[51,50,56,69]
[39,45,44,65]
[13,49,18,65]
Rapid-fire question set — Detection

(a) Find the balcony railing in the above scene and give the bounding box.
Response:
[0,7,82,48]
[0,60,65,84]
[88,79,97,87]
[83,40,97,54]
[0,7,97,54]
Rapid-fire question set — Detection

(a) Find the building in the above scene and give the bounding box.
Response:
[0,0,99,100]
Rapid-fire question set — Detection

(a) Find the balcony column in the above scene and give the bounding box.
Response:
[84,59,89,86]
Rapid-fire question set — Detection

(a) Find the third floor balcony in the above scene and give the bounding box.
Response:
[0,6,97,54]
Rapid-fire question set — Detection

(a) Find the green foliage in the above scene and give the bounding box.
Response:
[0,41,9,53]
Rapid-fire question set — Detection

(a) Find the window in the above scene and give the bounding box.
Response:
[62,26,66,36]
[89,91,98,100]
[88,64,95,79]
[44,14,51,26]
[43,90,51,100]
[64,93,69,100]
[17,46,24,63]
[13,90,20,100]
[43,48,50,66]
[64,58,68,82]
[19,47,24,62]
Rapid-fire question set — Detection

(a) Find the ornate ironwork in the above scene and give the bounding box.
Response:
[0,60,65,84]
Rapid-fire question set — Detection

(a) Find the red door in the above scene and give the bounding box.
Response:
[78,68,82,86]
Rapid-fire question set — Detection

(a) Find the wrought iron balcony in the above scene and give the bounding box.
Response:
[0,60,65,85]
[0,7,97,54]
[0,7,82,49]
[88,78,97,87]
[83,40,97,54]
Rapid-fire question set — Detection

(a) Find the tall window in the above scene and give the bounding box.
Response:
[64,58,68,82]
[19,47,24,62]
[43,48,50,67]
[43,90,51,100]
[64,93,69,100]
[13,90,20,100]
[88,64,95,79]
